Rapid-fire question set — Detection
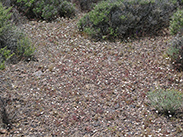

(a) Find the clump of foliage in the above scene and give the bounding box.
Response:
[71,0,104,12]
[169,8,183,35]
[0,2,12,35]
[166,36,183,71]
[0,0,28,25]
[1,27,36,63]
[0,2,13,69]
[148,88,183,116]
[0,0,11,7]
[11,0,76,21]
[78,0,179,41]
[177,0,183,6]
[0,2,35,69]
[0,47,14,70]
[15,31,35,59]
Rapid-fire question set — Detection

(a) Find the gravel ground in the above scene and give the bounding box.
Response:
[0,14,183,136]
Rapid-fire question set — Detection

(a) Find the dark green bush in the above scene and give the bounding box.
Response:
[0,0,27,25]
[1,27,35,62]
[163,8,183,71]
[177,0,183,5]
[169,8,183,35]
[57,1,76,18]
[0,2,13,69]
[11,0,76,21]
[78,0,179,41]
[0,0,11,7]
[167,36,183,71]
[71,0,104,12]
[0,2,35,69]
[0,2,12,35]
[0,47,14,70]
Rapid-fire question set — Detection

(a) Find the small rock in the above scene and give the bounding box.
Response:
[114,103,119,109]
[48,63,55,72]
[33,70,43,77]
[0,128,7,134]
[85,84,95,90]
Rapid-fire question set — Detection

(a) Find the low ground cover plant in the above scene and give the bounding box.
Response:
[148,88,183,116]
[78,0,180,41]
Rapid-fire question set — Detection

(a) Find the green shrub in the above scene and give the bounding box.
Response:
[16,35,35,58]
[78,0,179,41]
[78,0,122,40]
[148,88,183,115]
[0,0,11,7]
[169,9,183,35]
[0,47,14,70]
[0,2,35,67]
[167,8,183,71]
[0,2,12,36]
[166,36,183,71]
[177,0,183,5]
[167,45,180,61]
[41,3,58,21]
[57,1,76,18]
[71,0,104,12]
[1,28,36,62]
[11,0,76,21]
